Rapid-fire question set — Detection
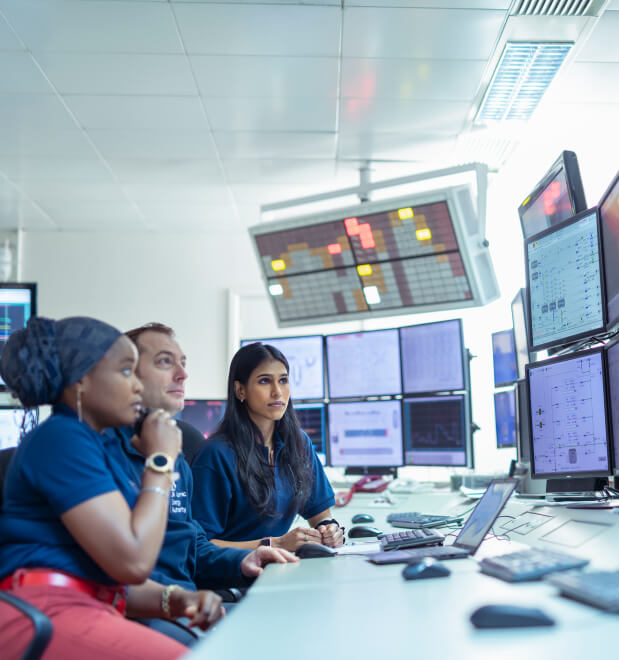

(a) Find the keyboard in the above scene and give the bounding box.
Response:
[386,512,464,529]
[379,528,444,551]
[547,570,619,612]
[479,547,589,582]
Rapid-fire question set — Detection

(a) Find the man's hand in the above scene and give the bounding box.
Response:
[168,587,224,630]
[317,523,344,548]
[240,545,298,578]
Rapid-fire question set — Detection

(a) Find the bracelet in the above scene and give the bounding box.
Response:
[140,486,169,498]
[161,584,181,618]
[313,518,340,529]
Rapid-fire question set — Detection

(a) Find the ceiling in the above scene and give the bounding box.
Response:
[0,0,617,234]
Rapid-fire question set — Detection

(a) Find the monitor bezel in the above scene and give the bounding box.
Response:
[293,401,327,463]
[491,328,518,388]
[518,150,587,239]
[526,347,612,480]
[511,288,533,380]
[598,170,619,331]
[603,333,619,475]
[398,318,467,395]
[493,388,517,449]
[525,208,607,353]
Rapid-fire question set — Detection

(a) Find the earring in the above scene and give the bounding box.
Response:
[77,383,83,422]
[239,398,245,403]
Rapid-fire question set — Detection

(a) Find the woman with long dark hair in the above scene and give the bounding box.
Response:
[191,343,343,551]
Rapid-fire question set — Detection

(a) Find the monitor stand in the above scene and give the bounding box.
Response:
[544,477,608,502]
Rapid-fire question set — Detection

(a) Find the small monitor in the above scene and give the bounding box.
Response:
[176,400,226,440]
[599,171,619,330]
[494,390,516,449]
[0,283,37,390]
[511,288,532,380]
[399,319,465,393]
[294,402,326,465]
[327,399,403,468]
[518,150,587,239]
[605,337,619,474]
[492,330,518,387]
[402,394,469,466]
[527,349,611,479]
[326,329,401,398]
[240,335,324,400]
[526,209,606,352]
[0,406,38,450]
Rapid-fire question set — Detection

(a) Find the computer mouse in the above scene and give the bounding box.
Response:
[348,525,382,538]
[402,558,451,580]
[295,542,337,559]
[352,513,375,524]
[470,604,555,629]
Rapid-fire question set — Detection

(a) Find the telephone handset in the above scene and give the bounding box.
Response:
[335,474,390,507]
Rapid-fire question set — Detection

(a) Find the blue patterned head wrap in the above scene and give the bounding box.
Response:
[0,316,121,407]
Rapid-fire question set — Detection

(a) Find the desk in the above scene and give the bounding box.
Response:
[186,491,619,660]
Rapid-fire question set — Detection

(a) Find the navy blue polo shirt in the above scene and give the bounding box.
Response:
[111,423,250,591]
[191,431,335,541]
[0,405,138,586]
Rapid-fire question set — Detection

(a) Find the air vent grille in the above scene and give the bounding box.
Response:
[511,0,604,16]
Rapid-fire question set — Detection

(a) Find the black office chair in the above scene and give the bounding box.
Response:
[0,590,54,660]
[176,420,207,466]
[0,446,17,508]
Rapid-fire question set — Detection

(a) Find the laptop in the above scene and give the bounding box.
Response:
[368,478,518,565]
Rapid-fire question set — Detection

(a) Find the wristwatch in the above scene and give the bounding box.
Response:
[259,537,272,547]
[144,452,175,475]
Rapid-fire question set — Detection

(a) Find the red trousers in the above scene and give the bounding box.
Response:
[0,585,187,660]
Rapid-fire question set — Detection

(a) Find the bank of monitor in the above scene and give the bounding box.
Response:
[327,399,403,468]
[177,400,226,439]
[399,318,465,393]
[515,380,532,463]
[240,334,324,400]
[402,394,470,467]
[492,329,518,387]
[0,283,37,390]
[527,349,611,479]
[494,389,516,449]
[511,289,532,379]
[0,406,38,450]
[526,209,606,352]
[599,171,619,330]
[326,328,401,398]
[295,402,326,465]
[606,337,619,474]
[518,150,587,239]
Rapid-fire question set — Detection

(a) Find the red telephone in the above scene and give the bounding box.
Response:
[335,475,390,507]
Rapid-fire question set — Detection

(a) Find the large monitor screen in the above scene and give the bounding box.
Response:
[526,210,605,351]
[511,289,531,380]
[527,349,610,478]
[399,319,465,393]
[177,400,226,439]
[294,402,326,465]
[599,172,619,330]
[326,329,401,398]
[606,339,619,475]
[518,151,587,239]
[492,330,518,387]
[402,394,468,466]
[0,284,37,389]
[240,335,324,400]
[327,399,403,468]
[0,407,38,450]
[494,390,516,449]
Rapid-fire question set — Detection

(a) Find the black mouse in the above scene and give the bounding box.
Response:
[470,604,555,629]
[348,525,382,538]
[295,542,337,559]
[402,558,451,580]
[351,513,375,524]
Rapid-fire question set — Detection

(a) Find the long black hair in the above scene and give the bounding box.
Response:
[216,343,313,518]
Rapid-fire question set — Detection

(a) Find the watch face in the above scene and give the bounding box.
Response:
[153,454,168,468]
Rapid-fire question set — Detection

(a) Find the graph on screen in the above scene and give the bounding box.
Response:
[295,403,326,464]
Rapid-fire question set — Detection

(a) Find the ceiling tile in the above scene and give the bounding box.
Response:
[108,158,226,185]
[204,97,337,131]
[174,3,341,56]
[191,55,339,98]
[214,131,336,159]
[0,156,114,182]
[342,7,505,59]
[0,94,78,131]
[16,180,128,204]
[123,183,231,205]
[34,53,198,95]
[337,131,458,162]
[0,52,56,93]
[137,201,240,230]
[345,0,511,7]
[0,13,22,50]
[35,200,146,230]
[575,10,619,63]
[222,158,338,184]
[0,0,183,53]
[549,62,619,104]
[0,195,56,230]
[65,96,209,130]
[0,127,97,158]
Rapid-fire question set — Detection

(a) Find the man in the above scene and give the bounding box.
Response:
[110,322,296,644]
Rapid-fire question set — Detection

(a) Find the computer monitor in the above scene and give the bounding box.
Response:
[525,209,606,352]
[511,288,532,380]
[494,389,516,449]
[515,380,531,463]
[605,336,619,474]
[176,400,226,439]
[326,328,401,398]
[518,150,587,239]
[399,319,465,393]
[0,406,38,450]
[327,399,403,468]
[599,171,619,330]
[240,334,324,400]
[527,348,611,479]
[0,283,37,390]
[294,402,326,465]
[492,329,518,387]
[402,394,470,467]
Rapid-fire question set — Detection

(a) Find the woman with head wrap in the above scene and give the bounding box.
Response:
[0,317,221,660]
